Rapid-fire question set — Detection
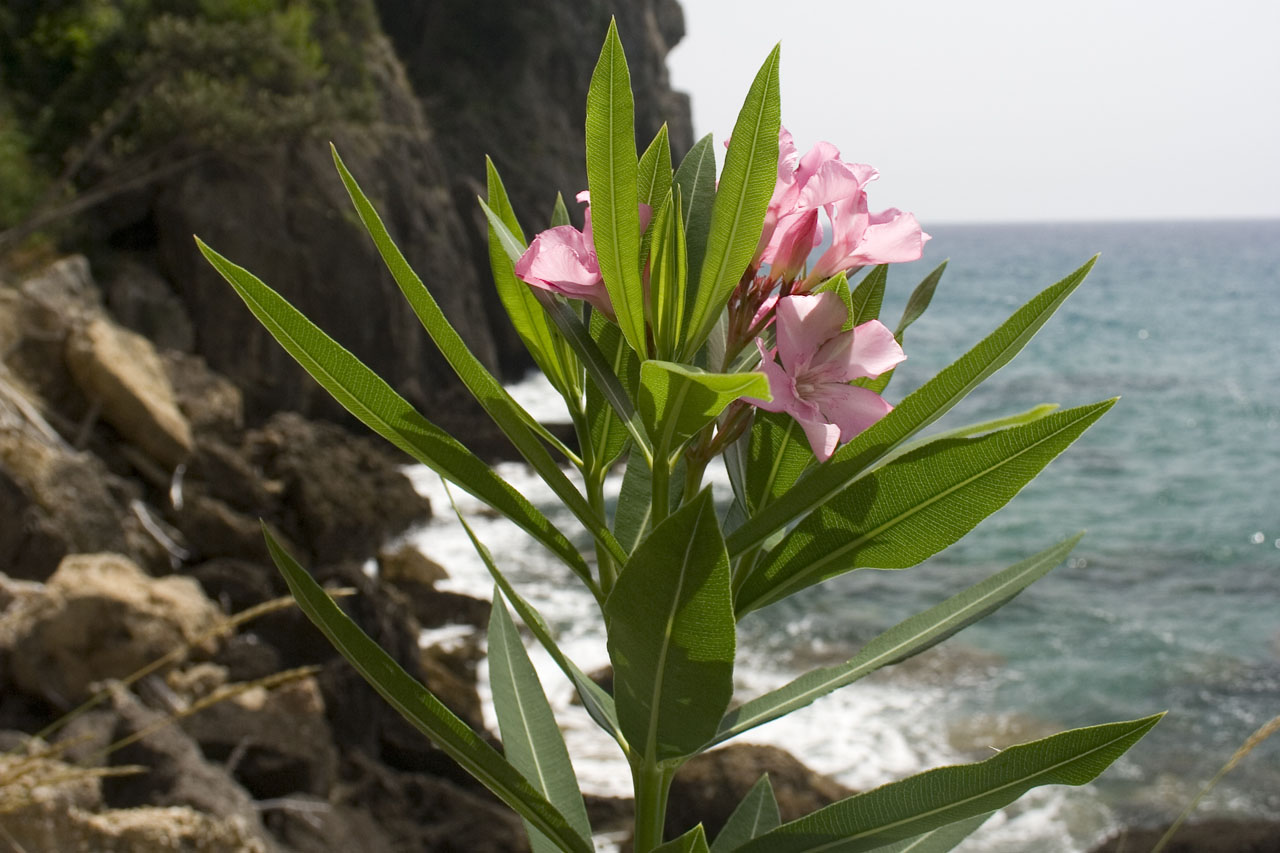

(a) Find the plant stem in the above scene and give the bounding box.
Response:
[651,454,670,525]
[588,470,617,593]
[631,761,676,852]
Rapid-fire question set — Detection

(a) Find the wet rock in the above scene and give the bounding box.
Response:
[4,553,223,706]
[65,315,195,469]
[665,744,853,842]
[1089,818,1280,852]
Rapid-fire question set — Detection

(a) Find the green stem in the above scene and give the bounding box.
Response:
[631,761,676,852]
[588,470,617,594]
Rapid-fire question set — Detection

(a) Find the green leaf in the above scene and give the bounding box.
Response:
[733,714,1163,853]
[586,18,646,355]
[488,592,593,852]
[685,45,781,358]
[485,157,580,401]
[849,265,888,326]
[715,535,1082,745]
[655,825,712,853]
[450,495,621,742]
[864,261,948,395]
[744,410,815,514]
[710,775,781,852]
[331,149,625,568]
[727,256,1098,558]
[650,187,689,360]
[263,529,592,853]
[862,813,991,853]
[196,238,590,584]
[606,490,735,762]
[534,289,653,463]
[551,192,572,227]
[673,133,718,297]
[882,404,1060,465]
[638,361,769,461]
[895,261,947,338]
[737,400,1113,615]
[584,313,636,478]
[638,123,674,210]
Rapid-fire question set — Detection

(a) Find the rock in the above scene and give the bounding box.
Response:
[65,315,195,469]
[0,752,269,853]
[103,256,197,352]
[163,351,245,441]
[179,673,339,800]
[103,685,273,849]
[664,744,853,842]
[1089,818,1280,852]
[378,542,448,587]
[246,413,431,565]
[4,553,223,705]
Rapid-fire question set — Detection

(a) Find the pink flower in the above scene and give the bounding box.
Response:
[743,291,905,461]
[514,192,653,320]
[757,128,929,286]
[514,191,613,318]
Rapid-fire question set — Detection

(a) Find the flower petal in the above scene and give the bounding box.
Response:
[812,382,894,442]
[798,416,841,462]
[848,320,907,379]
[775,292,847,375]
[741,340,797,414]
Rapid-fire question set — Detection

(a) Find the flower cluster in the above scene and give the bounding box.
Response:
[514,127,926,460]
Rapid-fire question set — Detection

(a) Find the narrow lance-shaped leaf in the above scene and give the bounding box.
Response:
[331,149,626,568]
[448,490,621,743]
[488,592,593,852]
[638,361,769,462]
[586,18,646,354]
[710,774,781,853]
[655,825,712,853]
[714,535,1082,745]
[673,133,718,307]
[650,186,689,360]
[638,123,674,267]
[733,714,1163,853]
[196,239,590,583]
[849,265,888,326]
[606,489,735,762]
[737,400,1114,615]
[864,261,948,395]
[684,45,781,358]
[584,313,635,478]
[263,530,593,853]
[727,256,1098,558]
[862,813,992,853]
[551,192,572,227]
[485,157,580,400]
[745,410,816,513]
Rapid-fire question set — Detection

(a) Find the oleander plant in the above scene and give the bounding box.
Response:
[199,20,1159,853]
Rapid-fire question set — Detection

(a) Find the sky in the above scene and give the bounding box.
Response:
[666,0,1280,223]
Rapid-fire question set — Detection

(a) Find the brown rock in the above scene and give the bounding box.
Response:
[65,315,195,469]
[378,542,448,587]
[163,351,245,441]
[665,744,853,842]
[1090,818,1280,852]
[5,553,223,705]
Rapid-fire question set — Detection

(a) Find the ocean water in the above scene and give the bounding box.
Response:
[407,219,1280,851]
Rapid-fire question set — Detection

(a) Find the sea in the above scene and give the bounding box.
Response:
[403,219,1280,852]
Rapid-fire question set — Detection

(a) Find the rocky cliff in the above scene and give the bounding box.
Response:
[87,0,692,425]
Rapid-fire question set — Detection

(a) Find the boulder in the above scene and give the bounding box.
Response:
[1089,818,1280,852]
[103,256,197,353]
[0,752,269,853]
[4,553,223,705]
[665,744,853,842]
[163,351,245,441]
[65,315,195,469]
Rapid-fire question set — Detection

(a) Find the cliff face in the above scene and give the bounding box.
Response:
[133,0,692,423]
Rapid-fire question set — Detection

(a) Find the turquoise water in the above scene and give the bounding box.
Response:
[411,219,1280,851]
[743,219,1280,842]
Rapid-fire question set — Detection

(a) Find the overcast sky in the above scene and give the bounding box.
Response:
[666,0,1280,224]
